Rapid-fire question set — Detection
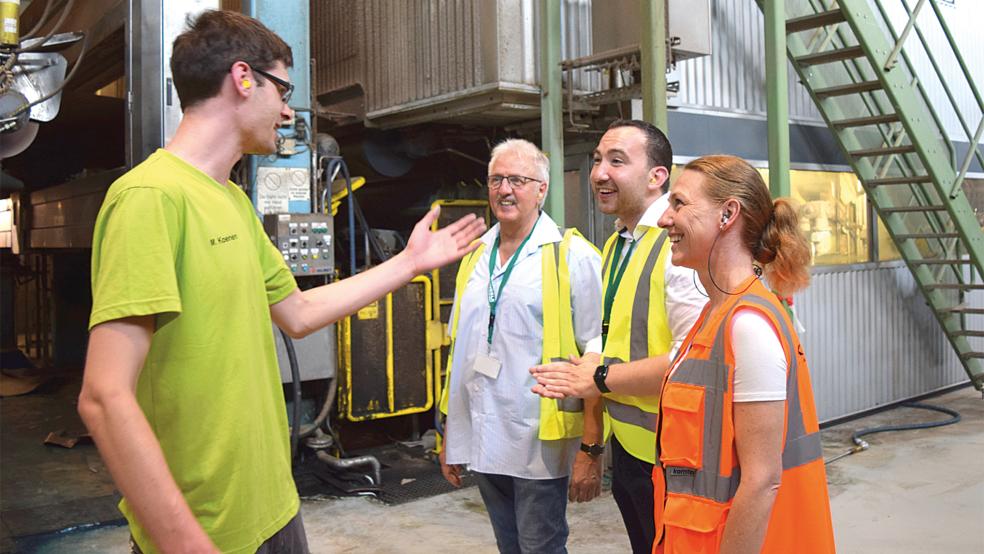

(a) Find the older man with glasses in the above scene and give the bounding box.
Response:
[438,138,603,553]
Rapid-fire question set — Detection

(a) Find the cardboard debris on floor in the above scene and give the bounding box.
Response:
[43,430,92,449]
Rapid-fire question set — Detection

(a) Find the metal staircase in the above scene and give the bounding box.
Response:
[760,0,984,389]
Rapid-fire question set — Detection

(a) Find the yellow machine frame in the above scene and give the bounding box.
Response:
[428,199,491,419]
[337,275,442,421]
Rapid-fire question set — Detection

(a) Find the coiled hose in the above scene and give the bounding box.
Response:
[824,402,961,465]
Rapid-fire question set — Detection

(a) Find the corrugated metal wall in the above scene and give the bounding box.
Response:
[312,0,594,115]
[671,0,822,122]
[311,0,362,96]
[363,0,484,113]
[798,263,978,422]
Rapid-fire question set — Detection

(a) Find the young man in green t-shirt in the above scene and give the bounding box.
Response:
[78,11,485,554]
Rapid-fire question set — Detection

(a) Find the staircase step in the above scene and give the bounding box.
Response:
[911,259,973,265]
[867,175,934,186]
[925,283,984,290]
[961,352,984,360]
[896,232,961,239]
[881,205,947,214]
[786,9,846,33]
[796,46,865,66]
[953,330,984,337]
[831,113,899,128]
[815,80,882,98]
[939,307,984,315]
[849,144,916,157]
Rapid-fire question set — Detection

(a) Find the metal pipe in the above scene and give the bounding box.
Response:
[298,377,336,438]
[928,0,984,113]
[884,0,926,70]
[764,0,790,198]
[641,0,667,130]
[950,116,984,198]
[315,450,382,486]
[540,0,564,227]
[872,0,955,166]
[893,0,965,167]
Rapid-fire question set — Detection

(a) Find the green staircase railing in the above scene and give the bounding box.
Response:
[758,0,984,389]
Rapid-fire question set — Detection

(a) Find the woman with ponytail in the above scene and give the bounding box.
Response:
[648,155,834,553]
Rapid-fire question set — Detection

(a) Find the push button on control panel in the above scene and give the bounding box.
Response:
[264,215,334,277]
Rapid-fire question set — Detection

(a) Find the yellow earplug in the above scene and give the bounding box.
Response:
[242,79,251,89]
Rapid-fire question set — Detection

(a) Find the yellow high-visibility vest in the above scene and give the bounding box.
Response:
[601,226,672,463]
[440,228,593,440]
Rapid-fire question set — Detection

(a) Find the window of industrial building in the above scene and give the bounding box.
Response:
[877,219,902,261]
[755,169,870,265]
[786,170,869,265]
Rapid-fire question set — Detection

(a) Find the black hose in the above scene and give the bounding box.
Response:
[21,0,55,41]
[2,30,89,124]
[280,328,302,461]
[325,157,390,271]
[18,0,75,52]
[851,402,961,444]
[338,159,357,276]
[351,190,389,263]
[825,402,961,465]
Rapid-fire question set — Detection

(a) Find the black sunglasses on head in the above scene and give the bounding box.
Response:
[252,67,294,104]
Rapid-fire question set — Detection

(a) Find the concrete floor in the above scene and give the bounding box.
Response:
[12,387,984,553]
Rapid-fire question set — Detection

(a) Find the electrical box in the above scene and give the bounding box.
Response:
[273,324,336,383]
[263,213,334,277]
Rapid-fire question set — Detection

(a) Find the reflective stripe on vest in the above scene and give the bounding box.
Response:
[658,290,824,503]
[653,282,834,553]
[600,227,671,462]
[439,229,588,441]
[742,295,823,470]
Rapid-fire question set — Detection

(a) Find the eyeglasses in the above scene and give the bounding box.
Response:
[487,174,542,189]
[252,67,294,104]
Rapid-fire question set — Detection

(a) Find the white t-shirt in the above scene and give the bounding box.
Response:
[731,308,787,402]
[668,307,787,402]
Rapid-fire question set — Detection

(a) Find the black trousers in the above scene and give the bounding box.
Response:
[611,436,656,554]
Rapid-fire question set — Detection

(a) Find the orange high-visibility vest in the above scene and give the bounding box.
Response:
[652,278,835,554]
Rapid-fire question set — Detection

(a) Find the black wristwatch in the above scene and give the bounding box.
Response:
[593,364,611,393]
[580,442,605,457]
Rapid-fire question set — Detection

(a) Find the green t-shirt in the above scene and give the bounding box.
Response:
[89,149,299,553]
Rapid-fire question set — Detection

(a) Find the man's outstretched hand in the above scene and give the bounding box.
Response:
[404,206,486,275]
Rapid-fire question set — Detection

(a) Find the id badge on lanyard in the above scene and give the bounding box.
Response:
[476,222,537,381]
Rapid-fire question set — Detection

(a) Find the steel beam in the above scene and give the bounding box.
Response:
[641,0,667,130]
[764,0,791,198]
[540,0,564,226]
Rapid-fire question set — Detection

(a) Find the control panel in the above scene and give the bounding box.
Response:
[263,213,334,276]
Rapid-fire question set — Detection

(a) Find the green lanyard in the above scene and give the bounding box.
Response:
[601,235,636,349]
[486,223,537,345]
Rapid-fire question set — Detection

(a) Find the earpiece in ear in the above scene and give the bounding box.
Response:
[242,79,252,89]
[720,211,731,225]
